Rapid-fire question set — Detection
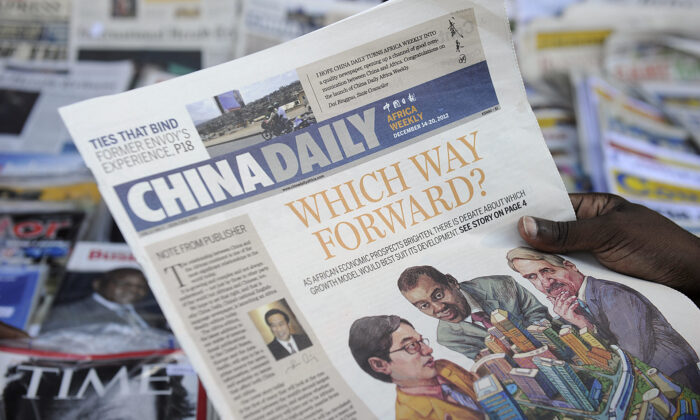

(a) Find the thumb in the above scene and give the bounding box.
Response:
[518,215,609,254]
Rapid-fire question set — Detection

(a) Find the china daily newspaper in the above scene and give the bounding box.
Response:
[60,0,700,419]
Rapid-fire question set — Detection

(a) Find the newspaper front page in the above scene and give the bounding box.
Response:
[69,0,240,73]
[0,60,133,154]
[0,0,70,61]
[60,0,700,419]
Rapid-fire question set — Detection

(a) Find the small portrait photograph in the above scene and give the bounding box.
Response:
[111,0,137,18]
[185,69,316,157]
[0,89,40,135]
[249,298,312,361]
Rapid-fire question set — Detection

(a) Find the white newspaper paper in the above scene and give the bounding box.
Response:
[61,1,700,419]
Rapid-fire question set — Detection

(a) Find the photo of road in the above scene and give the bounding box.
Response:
[186,70,316,157]
[206,105,309,157]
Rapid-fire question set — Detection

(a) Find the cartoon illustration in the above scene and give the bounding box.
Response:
[264,308,312,360]
[506,247,700,393]
[344,259,700,418]
[348,315,484,420]
[397,265,550,360]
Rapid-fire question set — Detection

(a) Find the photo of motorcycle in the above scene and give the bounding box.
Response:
[261,112,316,140]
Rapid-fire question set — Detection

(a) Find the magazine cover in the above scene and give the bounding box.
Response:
[0,201,86,263]
[60,0,700,418]
[37,242,175,354]
[0,347,205,420]
[0,264,46,331]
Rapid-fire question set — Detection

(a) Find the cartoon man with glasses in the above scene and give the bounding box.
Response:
[349,315,484,420]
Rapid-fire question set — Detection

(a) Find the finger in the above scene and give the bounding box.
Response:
[569,193,625,220]
[518,215,614,254]
[554,292,574,311]
[553,291,568,305]
[552,297,567,312]
[555,291,570,304]
[562,295,579,310]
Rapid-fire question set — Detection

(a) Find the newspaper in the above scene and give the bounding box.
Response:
[603,32,700,84]
[639,81,700,148]
[60,0,700,419]
[0,60,132,154]
[572,75,693,191]
[512,0,581,25]
[535,108,589,192]
[236,0,379,56]
[69,0,240,75]
[572,75,700,233]
[515,3,700,81]
[0,0,70,61]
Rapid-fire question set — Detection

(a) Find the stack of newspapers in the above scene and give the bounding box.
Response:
[513,0,700,232]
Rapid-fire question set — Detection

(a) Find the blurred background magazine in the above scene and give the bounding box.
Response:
[0,347,205,420]
[0,264,46,333]
[35,241,176,354]
[0,60,133,154]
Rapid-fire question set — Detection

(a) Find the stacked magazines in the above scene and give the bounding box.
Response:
[0,241,214,419]
[58,0,699,420]
[512,0,700,227]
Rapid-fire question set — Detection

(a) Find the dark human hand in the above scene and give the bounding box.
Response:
[517,192,700,299]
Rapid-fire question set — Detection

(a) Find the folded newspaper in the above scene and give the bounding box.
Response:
[59,0,700,418]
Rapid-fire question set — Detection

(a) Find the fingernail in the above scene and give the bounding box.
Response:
[522,216,538,238]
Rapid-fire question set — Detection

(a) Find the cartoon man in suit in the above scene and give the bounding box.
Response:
[349,315,484,420]
[506,246,700,392]
[265,308,312,360]
[398,266,549,360]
